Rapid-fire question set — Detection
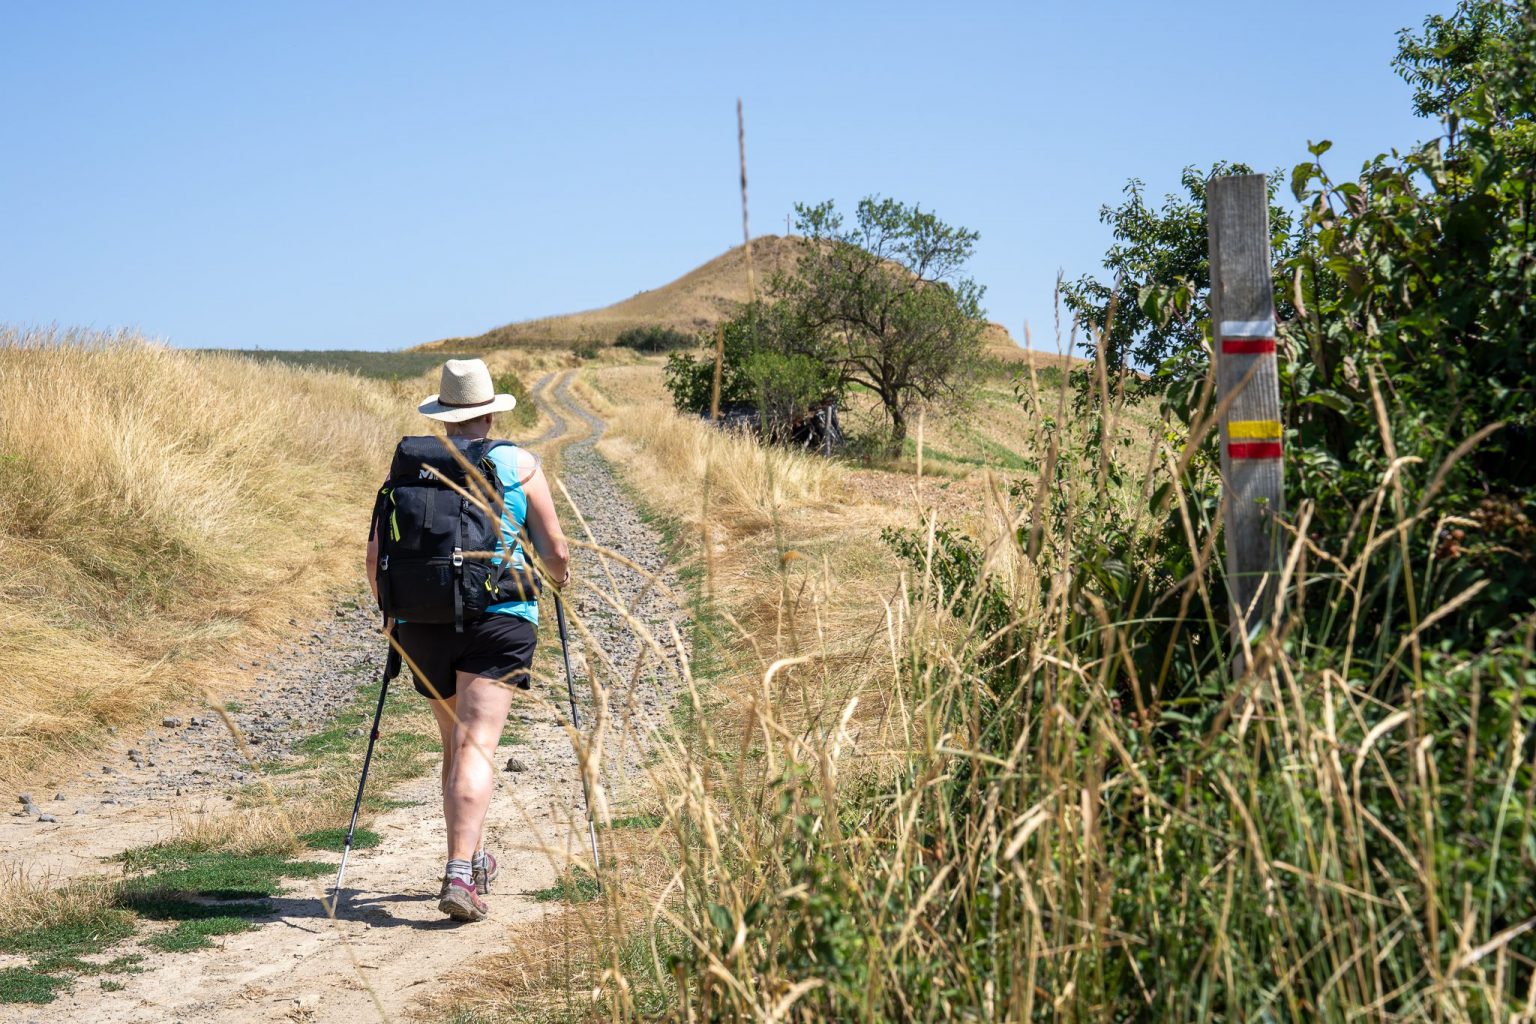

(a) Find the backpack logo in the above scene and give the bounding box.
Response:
[418,468,435,480]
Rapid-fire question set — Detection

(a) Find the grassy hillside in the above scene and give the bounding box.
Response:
[419,235,1040,364]
[0,329,416,785]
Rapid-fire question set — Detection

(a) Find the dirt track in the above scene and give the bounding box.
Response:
[5,370,684,1023]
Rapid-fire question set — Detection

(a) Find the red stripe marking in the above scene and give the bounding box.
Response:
[1222,338,1276,354]
[1229,442,1283,460]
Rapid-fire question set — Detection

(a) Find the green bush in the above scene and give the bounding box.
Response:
[1066,0,1536,644]
[614,325,696,353]
[491,371,538,431]
[663,302,839,438]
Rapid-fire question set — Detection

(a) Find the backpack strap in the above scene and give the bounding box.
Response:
[480,439,540,486]
[367,486,386,543]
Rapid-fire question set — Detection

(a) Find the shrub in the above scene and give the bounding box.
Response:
[614,325,695,353]
[490,371,538,431]
[663,302,839,438]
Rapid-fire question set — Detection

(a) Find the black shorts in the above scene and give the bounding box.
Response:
[396,615,537,700]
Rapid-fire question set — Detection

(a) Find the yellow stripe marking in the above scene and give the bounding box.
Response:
[1228,419,1282,440]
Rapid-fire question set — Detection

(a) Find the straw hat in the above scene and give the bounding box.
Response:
[418,358,518,422]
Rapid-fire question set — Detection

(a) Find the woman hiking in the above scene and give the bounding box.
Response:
[366,358,570,922]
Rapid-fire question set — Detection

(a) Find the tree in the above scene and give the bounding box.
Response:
[1394,0,1531,120]
[1066,0,1536,638]
[780,197,987,450]
[1061,164,1295,402]
[663,301,840,441]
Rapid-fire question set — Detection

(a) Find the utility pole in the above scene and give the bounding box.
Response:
[1207,173,1285,660]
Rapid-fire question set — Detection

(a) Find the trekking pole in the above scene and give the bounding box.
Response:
[330,624,401,908]
[554,593,602,879]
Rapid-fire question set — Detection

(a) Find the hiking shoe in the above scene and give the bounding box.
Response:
[438,877,488,922]
[474,853,499,896]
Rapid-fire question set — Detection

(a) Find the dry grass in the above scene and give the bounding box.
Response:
[452,348,1531,1021]
[573,371,900,689]
[0,328,417,788]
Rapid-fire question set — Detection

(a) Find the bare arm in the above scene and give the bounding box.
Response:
[519,455,570,586]
[366,530,380,606]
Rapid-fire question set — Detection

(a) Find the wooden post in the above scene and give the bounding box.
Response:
[1207,173,1285,649]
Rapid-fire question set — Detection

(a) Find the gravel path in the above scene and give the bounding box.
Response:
[540,371,687,792]
[5,368,687,1023]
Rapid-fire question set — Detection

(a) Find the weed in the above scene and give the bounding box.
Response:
[606,814,662,830]
[143,915,258,953]
[298,827,381,851]
[529,867,600,904]
[0,968,69,1004]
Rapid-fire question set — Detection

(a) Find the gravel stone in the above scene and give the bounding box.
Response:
[37,814,57,823]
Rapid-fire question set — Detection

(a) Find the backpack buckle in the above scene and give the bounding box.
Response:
[451,548,464,568]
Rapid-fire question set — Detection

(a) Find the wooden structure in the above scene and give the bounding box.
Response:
[1207,173,1285,649]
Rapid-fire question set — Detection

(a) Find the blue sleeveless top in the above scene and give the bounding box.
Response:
[485,444,538,625]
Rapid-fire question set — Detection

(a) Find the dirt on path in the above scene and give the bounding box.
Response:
[5,369,685,1023]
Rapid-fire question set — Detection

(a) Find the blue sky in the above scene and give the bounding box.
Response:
[2,1,1451,351]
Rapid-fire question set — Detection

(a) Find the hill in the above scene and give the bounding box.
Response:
[419,235,1057,364]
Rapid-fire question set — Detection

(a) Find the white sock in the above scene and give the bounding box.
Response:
[472,850,488,871]
[446,858,472,885]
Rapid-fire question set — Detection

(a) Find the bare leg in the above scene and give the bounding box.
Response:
[427,696,458,824]
[442,672,515,862]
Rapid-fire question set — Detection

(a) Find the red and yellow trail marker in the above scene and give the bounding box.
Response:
[1227,419,1283,460]
[1208,175,1286,648]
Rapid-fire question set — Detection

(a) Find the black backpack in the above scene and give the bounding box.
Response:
[371,436,540,629]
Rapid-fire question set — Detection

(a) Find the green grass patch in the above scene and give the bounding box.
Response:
[299,827,381,851]
[530,867,601,904]
[119,847,329,901]
[0,967,70,1004]
[607,813,663,830]
[100,979,126,992]
[142,915,258,953]
[0,910,135,958]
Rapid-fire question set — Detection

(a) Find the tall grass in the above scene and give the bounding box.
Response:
[0,328,415,784]
[461,354,1532,1022]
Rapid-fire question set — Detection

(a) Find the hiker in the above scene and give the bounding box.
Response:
[365,358,570,922]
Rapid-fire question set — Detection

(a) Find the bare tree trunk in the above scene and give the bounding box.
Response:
[886,401,907,456]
